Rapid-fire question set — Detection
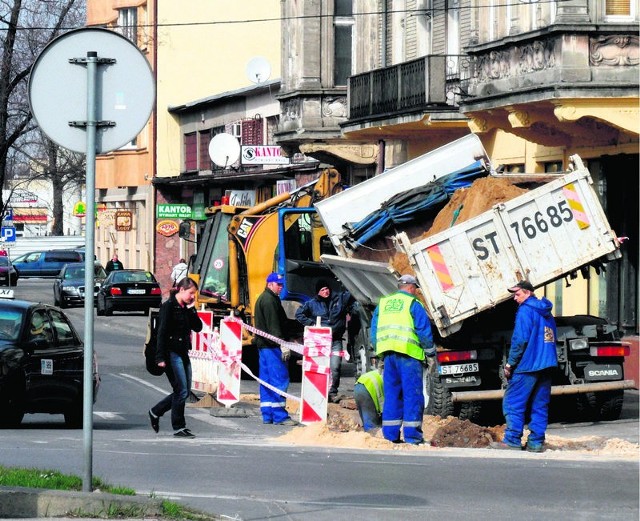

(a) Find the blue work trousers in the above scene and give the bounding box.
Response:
[354,382,381,432]
[151,351,192,431]
[381,352,425,443]
[503,370,552,447]
[259,347,291,423]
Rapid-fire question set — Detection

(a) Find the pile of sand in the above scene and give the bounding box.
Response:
[268,396,639,458]
[391,177,528,275]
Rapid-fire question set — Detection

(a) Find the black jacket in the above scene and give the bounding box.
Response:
[155,293,203,363]
[254,287,288,348]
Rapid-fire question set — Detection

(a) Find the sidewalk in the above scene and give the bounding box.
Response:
[0,486,222,520]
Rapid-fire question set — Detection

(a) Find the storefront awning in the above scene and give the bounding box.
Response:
[12,208,48,223]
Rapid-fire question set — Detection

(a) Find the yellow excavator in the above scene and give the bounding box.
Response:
[185,169,343,372]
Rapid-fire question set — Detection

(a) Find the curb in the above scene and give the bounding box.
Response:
[0,486,164,518]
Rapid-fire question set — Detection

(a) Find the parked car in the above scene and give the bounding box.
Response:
[53,263,107,308]
[12,250,83,277]
[0,256,18,286]
[0,294,100,427]
[96,269,162,316]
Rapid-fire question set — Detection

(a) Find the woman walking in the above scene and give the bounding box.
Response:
[148,277,202,438]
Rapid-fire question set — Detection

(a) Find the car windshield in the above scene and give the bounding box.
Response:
[0,307,24,341]
[65,265,107,279]
[112,271,154,284]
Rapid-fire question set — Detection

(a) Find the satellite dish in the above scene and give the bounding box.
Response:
[29,27,155,154]
[209,133,241,168]
[246,57,271,84]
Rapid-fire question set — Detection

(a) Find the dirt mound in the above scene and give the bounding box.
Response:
[391,177,528,276]
[273,397,638,457]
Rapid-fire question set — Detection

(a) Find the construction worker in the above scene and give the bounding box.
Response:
[354,365,384,433]
[370,274,435,444]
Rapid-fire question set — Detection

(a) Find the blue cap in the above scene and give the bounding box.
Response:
[266,272,284,284]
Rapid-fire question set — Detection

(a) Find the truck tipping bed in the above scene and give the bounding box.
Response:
[320,156,622,337]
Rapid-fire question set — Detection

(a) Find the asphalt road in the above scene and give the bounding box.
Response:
[1,278,638,521]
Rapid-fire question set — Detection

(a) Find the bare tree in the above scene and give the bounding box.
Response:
[0,0,85,217]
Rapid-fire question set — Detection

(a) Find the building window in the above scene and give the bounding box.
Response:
[605,0,636,20]
[447,0,460,77]
[503,164,525,173]
[544,161,563,173]
[199,130,212,171]
[333,0,353,86]
[242,118,264,146]
[118,7,138,43]
[184,133,197,171]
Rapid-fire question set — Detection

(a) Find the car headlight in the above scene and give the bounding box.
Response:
[568,337,589,351]
[63,287,79,295]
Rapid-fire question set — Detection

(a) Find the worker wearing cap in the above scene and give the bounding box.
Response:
[295,278,357,402]
[494,280,558,452]
[370,274,435,444]
[254,272,297,426]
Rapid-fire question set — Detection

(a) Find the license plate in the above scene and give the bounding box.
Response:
[127,289,145,295]
[439,363,479,375]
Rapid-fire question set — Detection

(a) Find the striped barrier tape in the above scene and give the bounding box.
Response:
[302,360,331,375]
[227,316,304,355]
[239,362,301,403]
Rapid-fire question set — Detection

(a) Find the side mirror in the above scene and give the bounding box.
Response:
[179,221,191,240]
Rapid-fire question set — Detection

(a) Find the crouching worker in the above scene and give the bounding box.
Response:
[354,365,384,433]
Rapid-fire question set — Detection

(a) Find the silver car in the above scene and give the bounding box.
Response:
[53,263,107,308]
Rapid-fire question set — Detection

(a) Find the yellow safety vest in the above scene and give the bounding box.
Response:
[375,292,424,361]
[357,370,384,413]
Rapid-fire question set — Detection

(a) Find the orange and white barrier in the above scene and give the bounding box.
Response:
[216,317,243,406]
[300,324,332,424]
[189,310,219,394]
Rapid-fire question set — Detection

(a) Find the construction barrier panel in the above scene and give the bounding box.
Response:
[300,325,331,424]
[217,317,243,406]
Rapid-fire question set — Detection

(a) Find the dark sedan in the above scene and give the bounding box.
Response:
[0,256,18,286]
[53,263,107,308]
[0,295,99,427]
[96,269,162,316]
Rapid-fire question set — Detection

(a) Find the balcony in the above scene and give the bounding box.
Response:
[348,55,472,122]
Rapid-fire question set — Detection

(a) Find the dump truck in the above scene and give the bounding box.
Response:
[316,134,632,421]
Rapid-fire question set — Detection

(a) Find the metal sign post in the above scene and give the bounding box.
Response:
[29,28,155,492]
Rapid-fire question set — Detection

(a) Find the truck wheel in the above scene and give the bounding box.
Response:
[456,401,482,423]
[576,390,624,421]
[424,364,455,418]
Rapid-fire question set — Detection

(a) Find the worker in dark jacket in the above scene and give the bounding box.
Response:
[370,274,435,444]
[295,279,357,402]
[494,280,558,452]
[254,272,297,426]
[149,277,203,438]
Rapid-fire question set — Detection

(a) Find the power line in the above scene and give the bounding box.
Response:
[0,1,576,33]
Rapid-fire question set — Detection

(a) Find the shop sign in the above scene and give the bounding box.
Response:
[156,219,179,237]
[241,145,290,165]
[115,210,133,231]
[157,203,192,219]
[73,201,86,217]
[228,190,256,206]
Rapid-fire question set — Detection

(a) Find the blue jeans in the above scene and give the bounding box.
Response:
[259,347,290,423]
[152,351,192,431]
[503,370,552,447]
[381,352,425,443]
[354,382,381,431]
